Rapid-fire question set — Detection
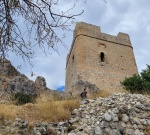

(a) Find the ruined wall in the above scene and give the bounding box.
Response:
[65,22,138,94]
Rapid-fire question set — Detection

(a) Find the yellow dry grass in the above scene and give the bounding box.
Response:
[19,99,80,123]
[0,104,18,120]
[88,90,111,99]
[0,92,80,125]
[35,91,60,103]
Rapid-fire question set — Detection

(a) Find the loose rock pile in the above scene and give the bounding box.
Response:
[68,93,150,135]
[0,93,149,135]
[0,117,70,135]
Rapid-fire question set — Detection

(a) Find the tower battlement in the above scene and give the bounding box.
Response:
[74,22,131,47]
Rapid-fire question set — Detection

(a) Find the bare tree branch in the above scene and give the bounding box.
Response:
[0,0,88,66]
[0,0,105,68]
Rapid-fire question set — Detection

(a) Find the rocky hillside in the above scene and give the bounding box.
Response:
[0,59,66,100]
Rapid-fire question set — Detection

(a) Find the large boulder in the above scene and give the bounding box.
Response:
[74,80,100,95]
[35,76,47,91]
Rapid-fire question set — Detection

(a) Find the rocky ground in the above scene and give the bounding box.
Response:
[0,93,149,135]
[68,93,150,135]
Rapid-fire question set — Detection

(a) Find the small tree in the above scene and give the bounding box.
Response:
[121,65,150,94]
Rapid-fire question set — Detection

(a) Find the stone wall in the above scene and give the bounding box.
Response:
[65,22,138,95]
[65,40,78,94]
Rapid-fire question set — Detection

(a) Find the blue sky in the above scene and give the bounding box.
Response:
[56,86,65,91]
[8,0,150,90]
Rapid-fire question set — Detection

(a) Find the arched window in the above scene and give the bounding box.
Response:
[100,52,105,62]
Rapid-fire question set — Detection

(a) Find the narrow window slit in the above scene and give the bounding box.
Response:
[72,55,74,63]
[100,52,105,62]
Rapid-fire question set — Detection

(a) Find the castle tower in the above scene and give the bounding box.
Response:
[65,22,138,94]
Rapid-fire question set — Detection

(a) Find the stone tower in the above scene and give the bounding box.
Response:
[65,22,138,94]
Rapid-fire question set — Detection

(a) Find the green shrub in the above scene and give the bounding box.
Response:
[141,65,150,81]
[121,74,143,93]
[121,65,150,94]
[13,92,35,105]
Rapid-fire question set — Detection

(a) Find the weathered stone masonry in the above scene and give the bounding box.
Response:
[65,22,138,94]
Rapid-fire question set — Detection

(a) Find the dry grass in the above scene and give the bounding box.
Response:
[127,89,150,96]
[0,104,18,120]
[19,99,80,123]
[88,90,111,99]
[0,93,80,124]
[35,91,61,103]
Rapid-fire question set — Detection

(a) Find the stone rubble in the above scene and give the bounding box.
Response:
[68,93,150,135]
[0,93,149,135]
[0,117,73,135]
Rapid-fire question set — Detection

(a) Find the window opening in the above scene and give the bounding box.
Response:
[100,52,105,62]
[72,55,74,63]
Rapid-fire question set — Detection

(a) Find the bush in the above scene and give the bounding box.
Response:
[13,92,35,105]
[121,65,150,94]
[121,74,143,93]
